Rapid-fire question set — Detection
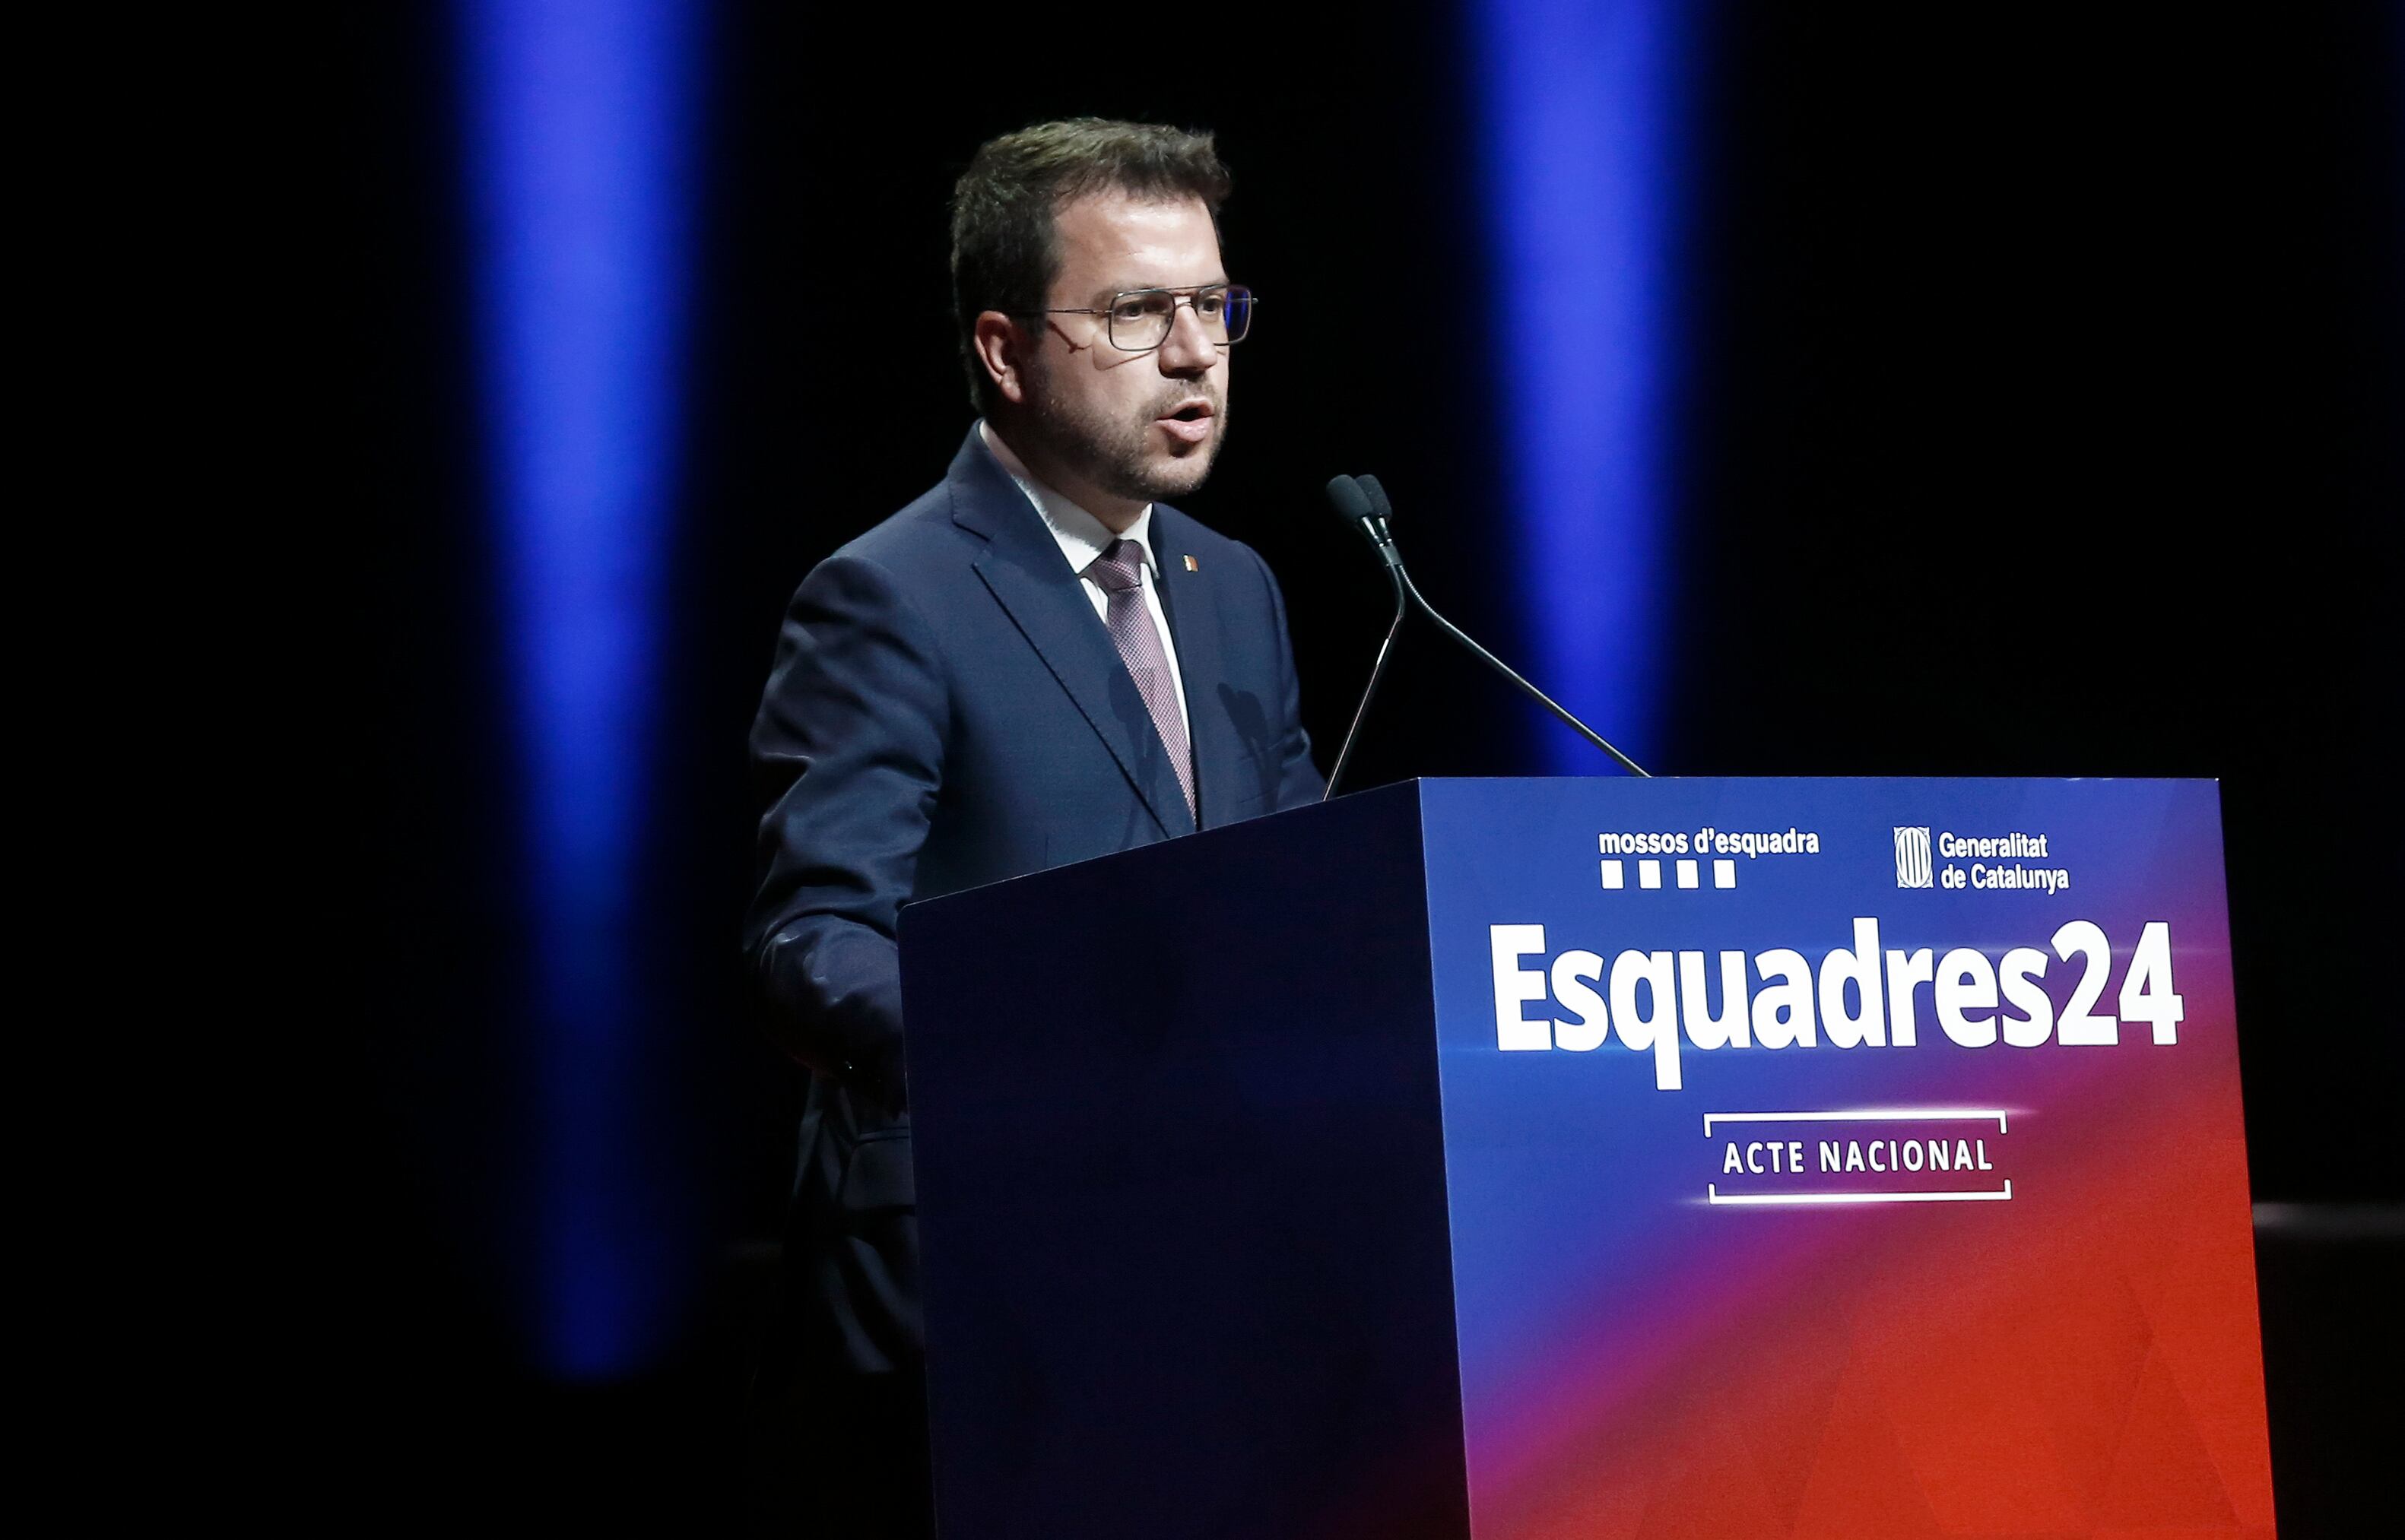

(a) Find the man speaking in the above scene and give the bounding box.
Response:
[744,119,1322,1535]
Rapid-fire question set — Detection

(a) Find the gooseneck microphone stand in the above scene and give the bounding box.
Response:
[1321,474,1648,800]
[1324,558,1405,797]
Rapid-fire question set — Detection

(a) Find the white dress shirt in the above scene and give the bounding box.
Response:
[979,420,1192,744]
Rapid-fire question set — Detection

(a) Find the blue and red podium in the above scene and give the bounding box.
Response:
[899,778,2275,1538]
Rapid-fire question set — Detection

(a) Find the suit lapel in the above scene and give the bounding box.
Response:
[948,431,1194,840]
[1148,506,1238,831]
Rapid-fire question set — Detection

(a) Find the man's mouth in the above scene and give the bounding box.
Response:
[1156,399,1216,445]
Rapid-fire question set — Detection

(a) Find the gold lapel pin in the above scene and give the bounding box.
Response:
[1183,554,1198,572]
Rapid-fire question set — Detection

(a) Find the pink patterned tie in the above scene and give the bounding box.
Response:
[1087,538,1196,820]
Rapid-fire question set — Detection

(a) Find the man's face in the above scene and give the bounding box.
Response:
[1015,192,1231,508]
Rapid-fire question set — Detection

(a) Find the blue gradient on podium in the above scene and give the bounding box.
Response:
[1473,0,1693,772]
[460,0,699,1377]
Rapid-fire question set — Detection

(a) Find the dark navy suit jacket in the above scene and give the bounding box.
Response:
[745,426,1323,1372]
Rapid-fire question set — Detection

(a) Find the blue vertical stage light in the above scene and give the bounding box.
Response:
[461,0,697,1377]
[1472,0,1693,772]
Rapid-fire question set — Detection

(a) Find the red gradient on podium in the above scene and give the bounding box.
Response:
[1481,1061,2271,1538]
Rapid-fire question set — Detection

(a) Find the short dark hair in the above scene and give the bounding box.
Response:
[950,119,1233,414]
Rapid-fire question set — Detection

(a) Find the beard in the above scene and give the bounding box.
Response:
[1019,363,1229,505]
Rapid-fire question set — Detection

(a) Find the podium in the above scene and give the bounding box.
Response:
[899,778,2275,1538]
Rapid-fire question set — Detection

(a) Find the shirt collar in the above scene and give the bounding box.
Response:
[979,420,1157,578]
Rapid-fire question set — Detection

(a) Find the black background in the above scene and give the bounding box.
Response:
[326,2,2397,1527]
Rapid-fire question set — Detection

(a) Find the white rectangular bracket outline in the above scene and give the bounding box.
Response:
[1703,1109,2013,1204]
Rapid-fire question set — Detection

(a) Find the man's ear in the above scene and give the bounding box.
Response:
[972,312,1027,405]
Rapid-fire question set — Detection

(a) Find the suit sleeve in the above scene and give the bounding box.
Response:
[744,551,947,1112]
[1250,543,1327,811]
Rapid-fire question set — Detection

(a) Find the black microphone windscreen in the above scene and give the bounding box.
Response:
[1357,475,1394,522]
[1324,474,1374,524]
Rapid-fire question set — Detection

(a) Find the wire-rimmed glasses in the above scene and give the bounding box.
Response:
[1037,284,1255,353]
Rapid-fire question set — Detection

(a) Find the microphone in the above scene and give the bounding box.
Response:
[1321,474,1649,783]
[1322,477,1407,798]
[1332,475,1402,566]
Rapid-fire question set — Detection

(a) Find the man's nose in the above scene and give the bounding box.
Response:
[1155,302,1218,375]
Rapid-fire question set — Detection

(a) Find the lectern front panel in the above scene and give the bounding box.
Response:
[1420,778,2272,1538]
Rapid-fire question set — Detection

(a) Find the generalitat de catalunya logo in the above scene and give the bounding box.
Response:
[1894,827,1933,888]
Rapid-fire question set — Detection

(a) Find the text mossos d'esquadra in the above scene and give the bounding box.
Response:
[1490,917,2184,1088]
[1600,827,1820,858]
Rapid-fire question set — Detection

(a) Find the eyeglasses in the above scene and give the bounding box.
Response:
[1036,284,1255,353]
